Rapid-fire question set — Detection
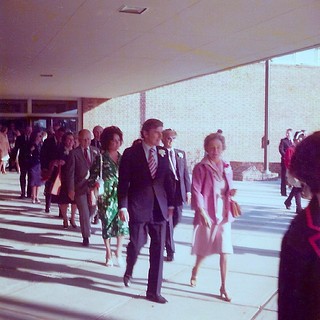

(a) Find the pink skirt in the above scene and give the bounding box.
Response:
[191,222,233,256]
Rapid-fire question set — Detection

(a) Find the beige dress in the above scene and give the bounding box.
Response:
[191,162,233,256]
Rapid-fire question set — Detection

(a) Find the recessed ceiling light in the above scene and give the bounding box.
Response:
[40,74,53,77]
[119,5,147,14]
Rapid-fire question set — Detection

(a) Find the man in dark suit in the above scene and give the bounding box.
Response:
[162,129,191,262]
[66,129,99,246]
[40,127,65,212]
[118,119,175,304]
[90,125,103,149]
[279,128,293,196]
[13,126,33,198]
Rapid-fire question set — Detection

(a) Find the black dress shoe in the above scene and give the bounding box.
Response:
[19,194,26,199]
[146,293,168,304]
[92,215,99,225]
[82,237,89,247]
[284,200,291,210]
[45,208,50,213]
[123,274,131,287]
[166,255,174,262]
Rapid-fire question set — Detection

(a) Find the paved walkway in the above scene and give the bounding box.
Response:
[0,172,307,320]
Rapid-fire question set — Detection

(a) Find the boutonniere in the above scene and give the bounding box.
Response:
[64,150,69,155]
[223,163,231,173]
[177,152,184,158]
[93,150,98,155]
[158,149,166,157]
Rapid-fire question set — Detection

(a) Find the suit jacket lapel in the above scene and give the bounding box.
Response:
[137,144,152,178]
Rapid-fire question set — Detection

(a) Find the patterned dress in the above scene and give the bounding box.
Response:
[88,151,129,239]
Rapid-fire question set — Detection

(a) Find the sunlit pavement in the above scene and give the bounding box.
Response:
[0,172,307,320]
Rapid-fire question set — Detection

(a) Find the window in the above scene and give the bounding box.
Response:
[32,100,77,115]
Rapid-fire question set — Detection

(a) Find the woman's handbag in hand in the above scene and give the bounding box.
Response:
[51,166,62,196]
[230,199,241,218]
[96,155,104,196]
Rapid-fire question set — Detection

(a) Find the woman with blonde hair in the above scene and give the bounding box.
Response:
[0,126,10,174]
[190,133,236,302]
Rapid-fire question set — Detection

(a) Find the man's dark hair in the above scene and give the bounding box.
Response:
[140,119,163,138]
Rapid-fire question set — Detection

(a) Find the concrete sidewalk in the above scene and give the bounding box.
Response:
[0,172,306,320]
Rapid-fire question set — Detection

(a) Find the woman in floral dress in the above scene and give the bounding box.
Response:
[88,126,129,267]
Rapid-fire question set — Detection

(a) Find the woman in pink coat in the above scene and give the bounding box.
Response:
[190,133,236,302]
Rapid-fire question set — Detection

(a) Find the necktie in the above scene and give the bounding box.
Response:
[84,148,91,166]
[169,150,178,180]
[148,148,157,179]
[169,150,175,170]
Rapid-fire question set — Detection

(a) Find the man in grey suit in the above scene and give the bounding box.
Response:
[162,129,191,262]
[66,129,99,246]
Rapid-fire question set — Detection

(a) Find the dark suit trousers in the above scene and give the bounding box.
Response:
[165,205,182,256]
[280,160,287,196]
[19,162,31,197]
[125,219,166,296]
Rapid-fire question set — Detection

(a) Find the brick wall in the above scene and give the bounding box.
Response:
[83,63,320,176]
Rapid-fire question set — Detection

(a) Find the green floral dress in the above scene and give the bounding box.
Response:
[88,151,129,239]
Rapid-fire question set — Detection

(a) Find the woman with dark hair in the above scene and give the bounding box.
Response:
[88,126,129,267]
[29,130,43,203]
[283,130,305,213]
[190,132,236,302]
[56,132,77,229]
[278,131,320,320]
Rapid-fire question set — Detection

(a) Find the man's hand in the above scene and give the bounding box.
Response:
[230,189,237,197]
[186,192,191,205]
[119,208,129,222]
[168,207,174,217]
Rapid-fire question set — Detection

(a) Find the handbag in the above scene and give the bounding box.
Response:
[96,155,104,196]
[230,199,241,218]
[51,165,62,195]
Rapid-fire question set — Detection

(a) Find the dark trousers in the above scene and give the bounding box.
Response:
[285,187,302,212]
[44,181,52,211]
[125,220,166,296]
[165,205,182,256]
[280,160,287,196]
[19,163,31,197]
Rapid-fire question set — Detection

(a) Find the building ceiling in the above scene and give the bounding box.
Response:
[1,0,320,99]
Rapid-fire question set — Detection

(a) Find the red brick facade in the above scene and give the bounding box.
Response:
[83,63,320,178]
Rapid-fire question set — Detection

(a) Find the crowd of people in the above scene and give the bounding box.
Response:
[0,120,237,304]
[2,120,320,315]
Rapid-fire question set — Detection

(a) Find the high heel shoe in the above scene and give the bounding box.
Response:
[114,252,124,267]
[190,267,197,287]
[106,253,113,267]
[220,286,231,302]
[69,219,77,228]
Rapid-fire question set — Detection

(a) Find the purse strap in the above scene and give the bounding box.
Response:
[99,154,103,178]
